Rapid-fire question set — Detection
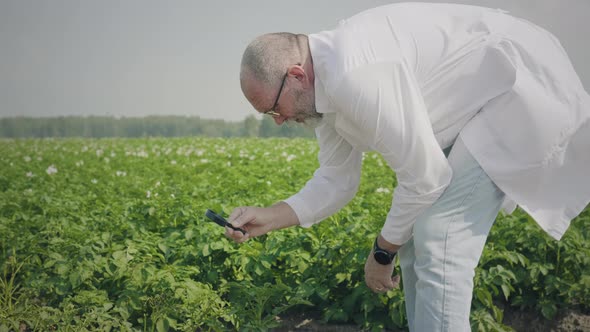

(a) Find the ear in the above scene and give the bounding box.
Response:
[287,64,308,86]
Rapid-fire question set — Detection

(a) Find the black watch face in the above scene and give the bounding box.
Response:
[374,251,392,265]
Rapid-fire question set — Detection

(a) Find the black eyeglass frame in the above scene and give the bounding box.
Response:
[263,70,288,118]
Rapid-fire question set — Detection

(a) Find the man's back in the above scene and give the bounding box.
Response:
[309,2,590,240]
[312,3,518,149]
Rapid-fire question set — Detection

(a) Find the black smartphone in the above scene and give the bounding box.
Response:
[205,209,247,234]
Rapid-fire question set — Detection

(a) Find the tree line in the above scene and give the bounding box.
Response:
[0,115,315,138]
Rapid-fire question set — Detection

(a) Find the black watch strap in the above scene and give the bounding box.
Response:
[373,237,397,265]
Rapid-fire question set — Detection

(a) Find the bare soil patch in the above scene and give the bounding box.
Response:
[274,308,590,331]
[503,308,590,332]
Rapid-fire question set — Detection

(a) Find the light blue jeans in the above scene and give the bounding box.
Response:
[397,136,505,331]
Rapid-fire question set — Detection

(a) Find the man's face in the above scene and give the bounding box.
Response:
[241,66,322,127]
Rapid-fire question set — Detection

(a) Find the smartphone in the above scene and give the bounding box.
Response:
[205,209,247,234]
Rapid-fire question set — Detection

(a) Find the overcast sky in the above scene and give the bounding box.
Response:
[1,0,588,121]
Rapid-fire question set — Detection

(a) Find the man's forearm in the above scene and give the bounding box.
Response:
[271,201,301,230]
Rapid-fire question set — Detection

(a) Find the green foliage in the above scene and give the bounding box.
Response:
[474,208,590,328]
[0,137,588,331]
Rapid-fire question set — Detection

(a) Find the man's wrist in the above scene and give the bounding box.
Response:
[373,237,397,265]
[377,234,401,253]
[270,202,300,229]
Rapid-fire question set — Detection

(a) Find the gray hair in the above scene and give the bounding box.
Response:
[240,32,304,88]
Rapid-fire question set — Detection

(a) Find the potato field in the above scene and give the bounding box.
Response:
[0,137,589,331]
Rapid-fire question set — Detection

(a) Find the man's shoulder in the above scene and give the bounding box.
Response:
[309,23,403,94]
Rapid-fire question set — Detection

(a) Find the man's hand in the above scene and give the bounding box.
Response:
[365,235,401,293]
[225,202,299,243]
[365,251,401,293]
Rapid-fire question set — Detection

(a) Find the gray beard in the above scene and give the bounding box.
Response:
[292,89,323,125]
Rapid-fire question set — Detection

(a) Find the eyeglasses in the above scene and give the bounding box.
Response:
[263,70,288,118]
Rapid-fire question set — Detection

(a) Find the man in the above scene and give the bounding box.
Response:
[226,3,590,331]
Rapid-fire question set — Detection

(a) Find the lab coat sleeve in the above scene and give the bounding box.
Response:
[283,119,363,228]
[331,62,453,245]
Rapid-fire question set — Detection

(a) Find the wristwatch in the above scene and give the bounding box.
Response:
[373,237,397,265]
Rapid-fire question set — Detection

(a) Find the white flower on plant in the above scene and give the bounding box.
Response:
[266,181,271,185]
[171,160,177,165]
[110,152,116,157]
[82,146,88,152]
[46,165,57,175]
[26,171,34,178]
[227,161,231,167]
[137,151,149,158]
[146,190,151,198]
[116,171,127,177]
[24,156,31,162]
[96,149,104,157]
[37,156,42,161]
[375,187,391,194]
[75,160,84,167]
[155,181,161,187]
[104,157,110,163]
[200,159,209,163]
[286,154,296,162]
[24,189,33,195]
[170,194,175,199]
[91,179,98,184]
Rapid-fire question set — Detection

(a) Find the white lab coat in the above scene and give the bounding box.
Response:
[283,3,590,245]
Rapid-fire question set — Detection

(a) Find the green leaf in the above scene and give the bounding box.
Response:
[260,259,271,269]
[56,263,69,276]
[210,241,224,250]
[156,318,168,332]
[202,243,210,257]
[501,284,511,300]
[158,243,169,255]
[298,261,309,273]
[254,265,263,276]
[335,273,349,283]
[541,302,557,319]
[475,288,493,307]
